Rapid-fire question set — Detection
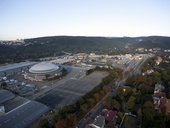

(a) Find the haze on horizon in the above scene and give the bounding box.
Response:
[0,0,170,40]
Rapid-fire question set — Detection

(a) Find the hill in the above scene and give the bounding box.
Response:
[131,36,170,49]
[0,36,170,64]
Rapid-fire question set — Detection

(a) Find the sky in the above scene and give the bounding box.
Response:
[0,0,170,40]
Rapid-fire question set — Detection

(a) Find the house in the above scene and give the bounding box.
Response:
[155,56,163,65]
[101,109,117,123]
[142,69,154,76]
[137,48,144,52]
[153,92,165,98]
[154,84,165,94]
[85,115,105,128]
[159,97,170,114]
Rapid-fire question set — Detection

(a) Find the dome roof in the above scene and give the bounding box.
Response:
[29,62,59,74]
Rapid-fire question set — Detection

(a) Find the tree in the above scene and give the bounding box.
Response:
[137,109,142,125]
[112,99,120,111]
[132,88,137,96]
[100,90,105,98]
[1,82,7,89]
[125,96,136,110]
[124,87,132,98]
[77,97,85,106]
[88,98,96,107]
[117,111,123,124]
[142,107,155,120]
[116,87,123,96]
[39,118,49,128]
[143,101,153,109]
[161,106,166,115]
[104,96,113,108]
[80,104,88,113]
[142,101,155,120]
[56,119,67,128]
[125,76,135,86]
[103,85,110,93]
[65,114,77,128]
[116,87,124,101]
[94,93,100,102]
[107,122,116,128]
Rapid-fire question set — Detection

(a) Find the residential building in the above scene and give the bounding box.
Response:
[85,115,105,128]
[101,109,117,123]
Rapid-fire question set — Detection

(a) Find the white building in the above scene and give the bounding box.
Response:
[24,62,63,81]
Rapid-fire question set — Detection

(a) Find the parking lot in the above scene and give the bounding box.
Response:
[35,70,108,109]
[0,63,109,109]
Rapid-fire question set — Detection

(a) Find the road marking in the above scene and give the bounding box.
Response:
[5,100,31,115]
[54,88,83,96]
[4,119,10,123]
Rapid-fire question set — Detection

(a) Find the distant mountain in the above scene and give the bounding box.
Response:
[0,36,170,64]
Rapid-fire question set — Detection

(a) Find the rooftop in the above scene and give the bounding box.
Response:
[29,62,59,73]
[0,89,15,104]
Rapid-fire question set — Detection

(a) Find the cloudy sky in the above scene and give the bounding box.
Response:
[0,0,170,40]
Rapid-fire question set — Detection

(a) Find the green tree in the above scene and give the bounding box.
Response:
[104,96,113,108]
[125,96,136,110]
[142,101,155,120]
[112,99,120,111]
[142,108,155,120]
[124,87,132,98]
[116,87,124,101]
[117,112,123,124]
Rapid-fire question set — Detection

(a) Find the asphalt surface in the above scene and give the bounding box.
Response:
[0,101,49,128]
[35,70,108,109]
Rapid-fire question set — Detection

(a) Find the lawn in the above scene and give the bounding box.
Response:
[121,114,137,128]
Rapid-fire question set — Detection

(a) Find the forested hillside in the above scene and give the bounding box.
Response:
[132,36,170,49]
[0,36,170,64]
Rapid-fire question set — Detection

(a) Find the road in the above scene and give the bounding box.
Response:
[0,101,49,128]
[76,55,151,128]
